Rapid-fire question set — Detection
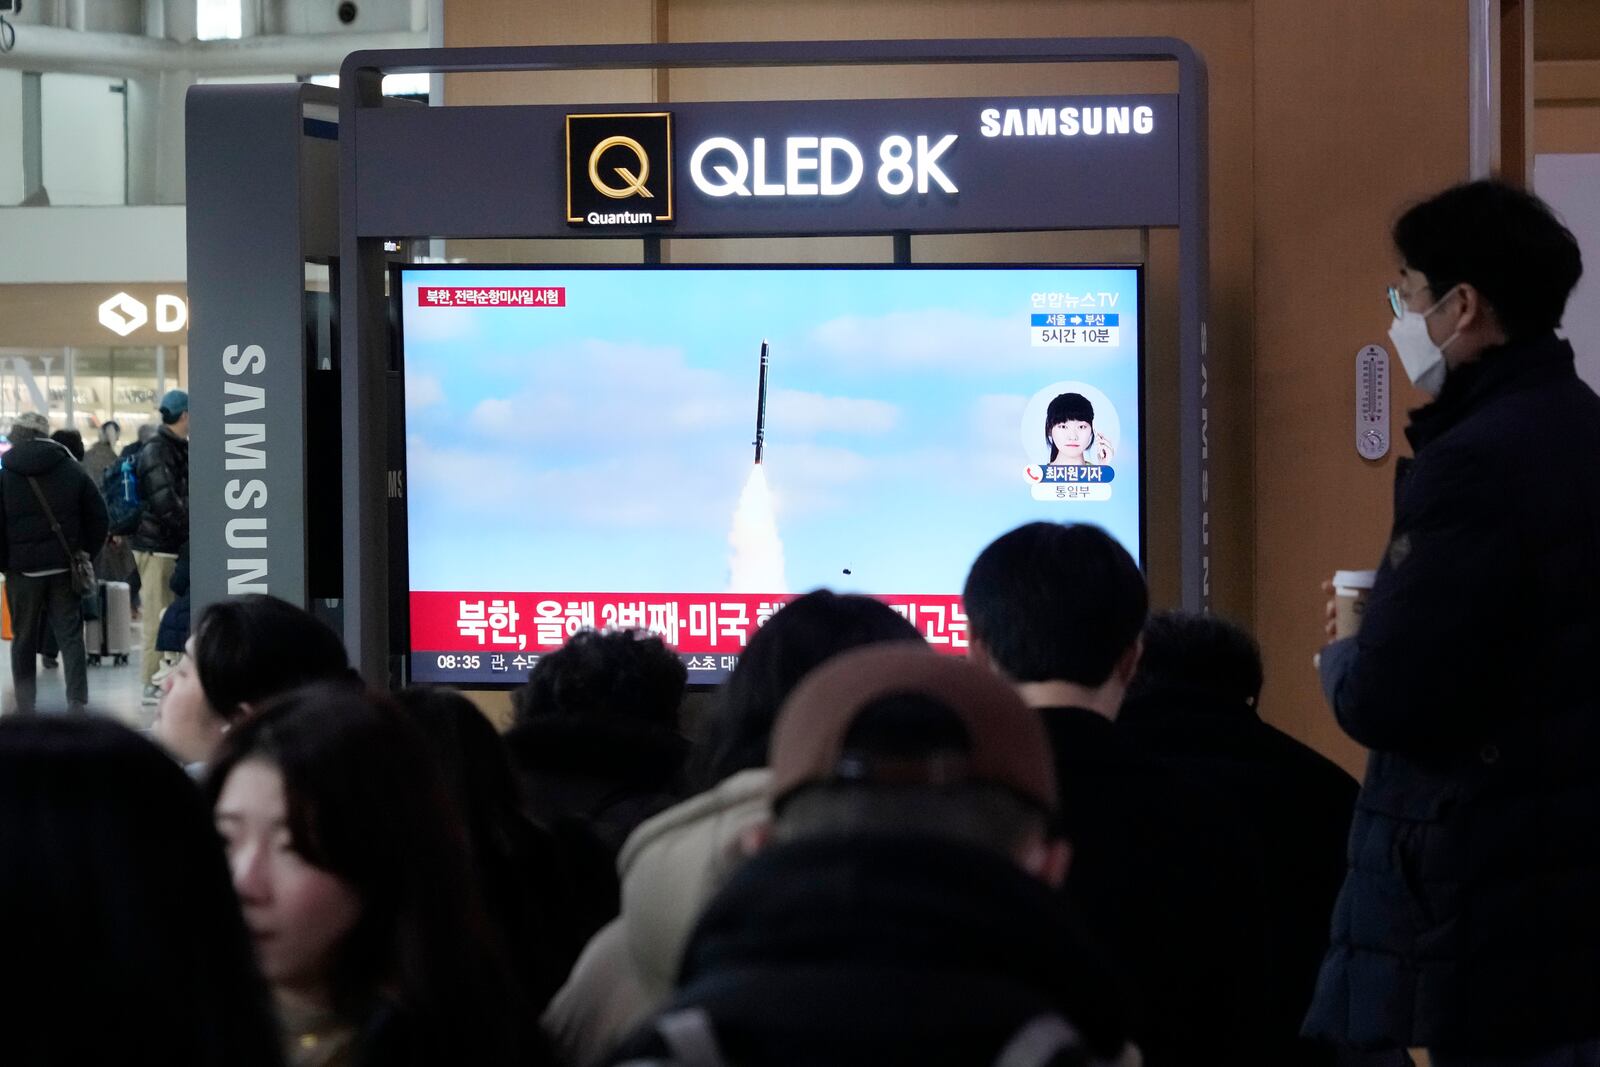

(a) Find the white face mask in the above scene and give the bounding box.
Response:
[1387,287,1460,397]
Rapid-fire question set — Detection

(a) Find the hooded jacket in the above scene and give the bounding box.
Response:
[0,438,109,575]
[543,769,770,1067]
[1308,334,1600,1052]
[606,834,1138,1067]
[131,424,188,554]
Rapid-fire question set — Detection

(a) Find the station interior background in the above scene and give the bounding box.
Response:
[0,0,1597,772]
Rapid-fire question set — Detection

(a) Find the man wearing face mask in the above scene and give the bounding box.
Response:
[1305,181,1600,1066]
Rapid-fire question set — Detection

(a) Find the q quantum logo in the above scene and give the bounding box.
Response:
[566,112,674,227]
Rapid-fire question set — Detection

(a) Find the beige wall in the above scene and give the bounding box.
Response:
[1533,0,1600,155]
[0,283,190,348]
[439,0,1486,776]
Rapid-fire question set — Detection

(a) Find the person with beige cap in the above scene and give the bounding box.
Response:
[606,644,1137,1067]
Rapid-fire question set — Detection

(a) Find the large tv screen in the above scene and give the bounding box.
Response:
[399,264,1143,684]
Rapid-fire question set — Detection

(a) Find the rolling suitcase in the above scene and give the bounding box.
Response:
[86,580,132,667]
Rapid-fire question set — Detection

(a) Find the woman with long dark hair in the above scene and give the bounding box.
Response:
[207,683,529,1067]
[395,685,579,1013]
[0,715,283,1067]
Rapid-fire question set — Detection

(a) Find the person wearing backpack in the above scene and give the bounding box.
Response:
[0,412,109,714]
[131,391,189,702]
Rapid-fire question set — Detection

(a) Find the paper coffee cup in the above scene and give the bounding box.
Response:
[1332,569,1376,639]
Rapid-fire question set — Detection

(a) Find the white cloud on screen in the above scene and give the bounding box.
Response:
[404,303,480,343]
[461,340,741,444]
[769,389,898,435]
[808,309,1126,372]
[461,341,904,448]
[408,436,738,528]
[405,373,445,412]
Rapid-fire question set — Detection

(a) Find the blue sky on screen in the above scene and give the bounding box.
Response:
[401,266,1141,595]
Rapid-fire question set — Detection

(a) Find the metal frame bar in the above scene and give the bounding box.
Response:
[338,37,1210,685]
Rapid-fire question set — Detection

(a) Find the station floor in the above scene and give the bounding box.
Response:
[0,617,154,727]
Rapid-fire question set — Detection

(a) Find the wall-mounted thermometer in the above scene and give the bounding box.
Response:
[1356,344,1390,461]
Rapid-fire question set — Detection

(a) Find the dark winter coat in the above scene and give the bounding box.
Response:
[1040,706,1275,1066]
[1119,690,1358,1065]
[505,716,688,950]
[607,834,1136,1067]
[0,439,109,576]
[131,425,188,553]
[1307,334,1600,1053]
[156,545,191,653]
[505,715,687,858]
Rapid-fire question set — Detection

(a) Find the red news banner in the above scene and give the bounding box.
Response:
[410,592,969,657]
[416,286,567,308]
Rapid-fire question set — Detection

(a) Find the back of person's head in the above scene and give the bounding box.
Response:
[206,683,520,1060]
[394,686,525,851]
[1394,179,1583,341]
[963,522,1147,686]
[193,595,352,723]
[691,589,924,790]
[767,645,1062,881]
[1126,611,1264,710]
[395,685,570,1008]
[160,388,190,426]
[0,716,282,1067]
[513,628,686,729]
[50,428,84,461]
[138,422,157,445]
[8,410,49,445]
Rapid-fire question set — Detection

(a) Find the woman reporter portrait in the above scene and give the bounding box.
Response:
[1045,391,1115,466]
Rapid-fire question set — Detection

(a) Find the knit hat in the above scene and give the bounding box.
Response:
[10,412,50,438]
[768,644,1057,814]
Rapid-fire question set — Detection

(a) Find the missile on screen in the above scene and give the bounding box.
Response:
[753,340,770,464]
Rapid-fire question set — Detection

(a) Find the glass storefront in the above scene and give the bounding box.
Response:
[0,346,183,443]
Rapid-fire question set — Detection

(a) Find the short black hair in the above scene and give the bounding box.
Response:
[1126,611,1263,709]
[1393,180,1582,340]
[51,429,84,462]
[963,522,1147,686]
[514,629,687,730]
[192,595,353,721]
[690,589,923,789]
[1045,392,1095,461]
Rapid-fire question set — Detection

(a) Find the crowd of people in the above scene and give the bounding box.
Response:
[0,386,190,712]
[2,181,1596,1066]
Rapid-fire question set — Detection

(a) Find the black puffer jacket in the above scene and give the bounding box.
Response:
[1307,334,1600,1053]
[608,835,1135,1066]
[131,425,188,553]
[0,438,109,575]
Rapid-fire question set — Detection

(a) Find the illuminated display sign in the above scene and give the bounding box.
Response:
[565,112,675,226]
[98,291,189,337]
[357,94,1179,238]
